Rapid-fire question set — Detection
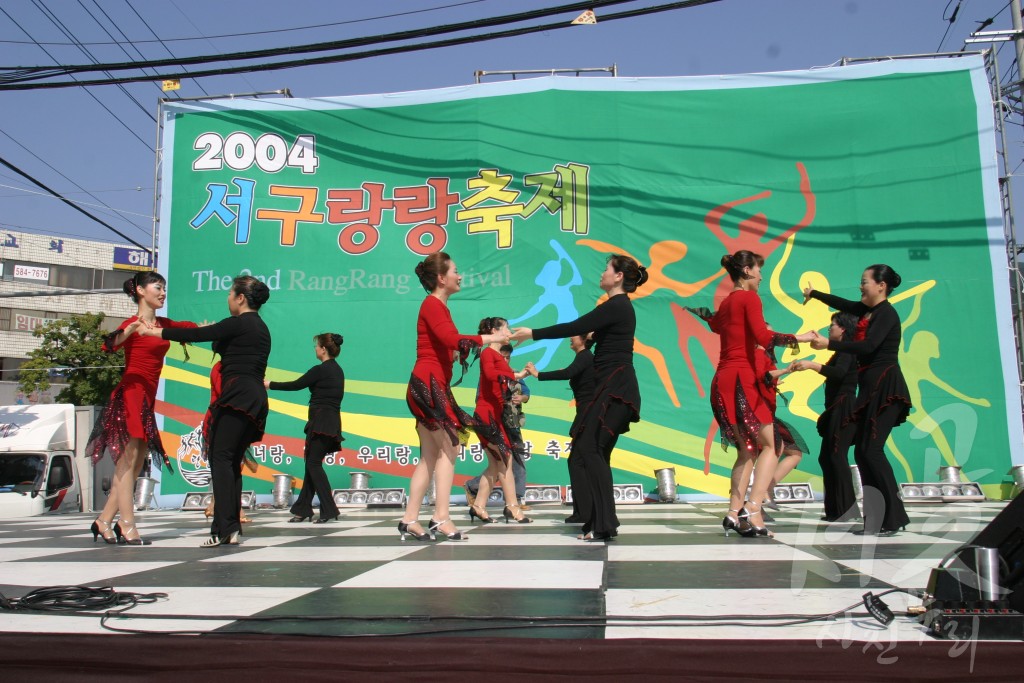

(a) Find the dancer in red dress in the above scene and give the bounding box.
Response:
[86,271,197,545]
[468,317,532,525]
[400,252,509,542]
[710,251,814,538]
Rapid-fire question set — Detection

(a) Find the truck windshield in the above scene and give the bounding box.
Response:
[0,454,46,491]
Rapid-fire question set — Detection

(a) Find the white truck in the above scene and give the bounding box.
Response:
[0,404,96,517]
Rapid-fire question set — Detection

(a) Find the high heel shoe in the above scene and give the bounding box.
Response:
[428,519,466,540]
[90,520,117,544]
[721,509,748,537]
[741,503,774,538]
[397,521,431,541]
[289,515,312,523]
[313,515,339,524]
[502,504,532,524]
[468,505,494,524]
[200,530,240,548]
[115,522,152,546]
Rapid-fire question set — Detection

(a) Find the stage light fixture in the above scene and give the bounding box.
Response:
[771,483,814,502]
[565,486,573,505]
[240,491,255,509]
[331,487,406,508]
[900,482,986,503]
[180,492,207,511]
[522,484,562,504]
[612,483,645,505]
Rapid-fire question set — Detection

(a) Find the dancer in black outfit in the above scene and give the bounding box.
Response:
[791,312,860,522]
[525,334,596,524]
[142,275,271,547]
[805,264,912,536]
[266,333,345,524]
[512,254,648,541]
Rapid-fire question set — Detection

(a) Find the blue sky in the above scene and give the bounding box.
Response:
[0,0,1018,246]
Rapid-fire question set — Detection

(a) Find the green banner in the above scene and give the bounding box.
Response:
[155,56,1022,501]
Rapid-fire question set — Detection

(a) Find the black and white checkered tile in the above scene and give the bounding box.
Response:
[0,500,1008,640]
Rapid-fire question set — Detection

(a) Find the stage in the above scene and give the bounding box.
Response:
[0,499,1020,680]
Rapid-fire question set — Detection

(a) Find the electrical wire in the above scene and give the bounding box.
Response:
[122,0,211,98]
[0,154,150,250]
[0,586,165,612]
[0,6,152,148]
[0,0,724,91]
[0,0,490,46]
[0,0,637,79]
[88,587,919,637]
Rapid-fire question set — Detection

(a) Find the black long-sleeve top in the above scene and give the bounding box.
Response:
[818,351,858,409]
[533,294,635,372]
[537,348,596,407]
[162,311,271,431]
[809,291,902,368]
[162,312,271,381]
[269,358,345,438]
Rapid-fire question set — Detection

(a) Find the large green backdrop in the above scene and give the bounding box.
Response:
[154,56,1022,502]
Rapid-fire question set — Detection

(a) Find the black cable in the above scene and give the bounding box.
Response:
[0,6,152,149]
[0,154,151,250]
[0,586,166,612]
[0,0,490,47]
[0,0,640,78]
[0,0,723,91]
[122,0,211,98]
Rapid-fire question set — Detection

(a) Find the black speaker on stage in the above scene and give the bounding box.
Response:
[921,494,1024,640]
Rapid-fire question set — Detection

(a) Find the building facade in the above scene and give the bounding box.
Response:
[1,229,150,400]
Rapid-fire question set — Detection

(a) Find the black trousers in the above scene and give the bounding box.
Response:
[209,408,259,538]
[571,399,632,537]
[853,403,910,532]
[567,437,589,521]
[818,420,858,520]
[291,434,340,519]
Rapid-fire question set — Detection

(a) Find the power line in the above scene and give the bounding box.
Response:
[0,0,639,80]
[0,1,724,91]
[123,0,211,98]
[0,154,150,251]
[0,0,489,46]
[0,6,152,148]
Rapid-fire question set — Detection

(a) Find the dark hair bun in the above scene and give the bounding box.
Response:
[636,265,650,289]
[122,277,138,300]
[251,281,271,306]
[720,254,733,270]
[414,262,425,278]
[332,333,344,347]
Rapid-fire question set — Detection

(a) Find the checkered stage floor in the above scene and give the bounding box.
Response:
[0,500,1009,642]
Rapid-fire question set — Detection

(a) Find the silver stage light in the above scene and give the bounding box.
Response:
[331,487,406,508]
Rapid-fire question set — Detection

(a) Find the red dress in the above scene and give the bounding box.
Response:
[85,316,197,468]
[406,295,482,446]
[709,290,796,455]
[473,346,516,463]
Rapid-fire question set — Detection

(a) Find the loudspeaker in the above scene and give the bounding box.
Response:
[921,495,1024,640]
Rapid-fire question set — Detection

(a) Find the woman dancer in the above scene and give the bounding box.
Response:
[468,317,532,525]
[86,271,196,545]
[511,254,648,541]
[790,312,860,522]
[401,252,509,542]
[142,275,271,547]
[756,342,807,512]
[710,251,815,538]
[805,265,911,535]
[265,333,345,524]
[526,334,596,524]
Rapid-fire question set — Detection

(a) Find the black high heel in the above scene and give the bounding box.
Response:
[397,521,431,541]
[721,509,749,537]
[740,503,773,538]
[468,505,494,524]
[502,505,532,524]
[313,515,339,524]
[90,520,117,544]
[288,515,312,523]
[428,519,466,540]
[115,522,152,546]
